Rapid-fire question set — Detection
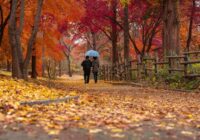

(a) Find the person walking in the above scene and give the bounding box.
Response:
[81,56,92,84]
[92,57,99,83]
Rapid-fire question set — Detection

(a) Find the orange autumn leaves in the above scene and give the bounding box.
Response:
[34,0,85,75]
[0,0,85,75]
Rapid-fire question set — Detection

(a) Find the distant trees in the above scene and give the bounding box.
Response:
[4,0,84,79]
[74,0,199,65]
[0,0,199,79]
[186,0,200,51]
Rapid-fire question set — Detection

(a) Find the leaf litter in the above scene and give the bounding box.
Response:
[0,76,200,138]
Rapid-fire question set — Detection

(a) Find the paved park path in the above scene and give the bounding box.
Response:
[0,75,200,140]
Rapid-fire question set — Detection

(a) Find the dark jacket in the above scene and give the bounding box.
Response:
[92,59,99,72]
[81,59,92,72]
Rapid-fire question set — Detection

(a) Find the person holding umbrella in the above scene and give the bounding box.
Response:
[92,57,99,83]
[81,56,92,84]
[83,50,100,84]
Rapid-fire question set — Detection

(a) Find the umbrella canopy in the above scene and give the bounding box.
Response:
[85,50,99,57]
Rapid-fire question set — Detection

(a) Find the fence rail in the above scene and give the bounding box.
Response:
[99,51,200,81]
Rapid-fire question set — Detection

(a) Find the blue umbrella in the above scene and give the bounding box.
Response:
[85,50,99,57]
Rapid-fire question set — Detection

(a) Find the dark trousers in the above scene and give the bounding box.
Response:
[93,72,98,83]
[84,71,90,83]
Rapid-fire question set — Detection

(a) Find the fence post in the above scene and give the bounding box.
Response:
[143,59,147,76]
[107,65,109,81]
[137,54,141,79]
[108,65,111,81]
[102,65,105,81]
[129,61,132,81]
[99,66,102,80]
[104,65,106,81]
[104,65,106,80]
[120,63,123,80]
[112,65,114,81]
[117,63,120,81]
[110,65,113,81]
[106,65,109,81]
[168,57,172,74]
[154,58,158,75]
[125,61,128,80]
[184,54,188,77]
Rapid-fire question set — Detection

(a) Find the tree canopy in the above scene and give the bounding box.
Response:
[0,0,199,79]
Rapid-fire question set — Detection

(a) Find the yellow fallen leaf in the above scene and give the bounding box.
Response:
[16,117,27,121]
[111,128,123,133]
[88,120,97,125]
[69,91,77,96]
[73,116,81,121]
[111,133,125,138]
[11,127,19,131]
[181,131,193,136]
[89,129,102,134]
[0,113,5,121]
[187,114,193,119]
[165,126,174,130]
[47,130,60,135]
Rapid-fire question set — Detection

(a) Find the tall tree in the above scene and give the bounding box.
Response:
[163,0,180,56]
[31,46,37,79]
[111,0,119,64]
[123,1,129,63]
[8,0,44,79]
[122,0,162,59]
[186,0,196,51]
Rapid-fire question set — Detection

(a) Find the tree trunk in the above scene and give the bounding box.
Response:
[59,61,62,77]
[46,60,51,79]
[8,0,22,78]
[0,5,4,45]
[0,3,11,46]
[111,0,118,64]
[8,0,44,79]
[11,48,22,78]
[91,31,96,50]
[163,0,180,56]
[186,0,195,52]
[123,2,129,63]
[23,0,44,79]
[6,60,11,72]
[16,0,25,72]
[0,6,3,30]
[42,32,45,77]
[31,55,37,79]
[67,55,72,77]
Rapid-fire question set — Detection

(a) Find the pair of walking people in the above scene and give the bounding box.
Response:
[81,56,99,84]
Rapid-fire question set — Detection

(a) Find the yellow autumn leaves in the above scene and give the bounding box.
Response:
[0,77,76,103]
[0,112,5,121]
[0,76,80,135]
[0,76,136,135]
[0,74,200,137]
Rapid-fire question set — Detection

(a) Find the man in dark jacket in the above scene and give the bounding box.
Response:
[81,56,92,84]
[92,57,99,83]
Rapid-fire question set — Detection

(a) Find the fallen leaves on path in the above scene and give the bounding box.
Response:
[0,76,200,137]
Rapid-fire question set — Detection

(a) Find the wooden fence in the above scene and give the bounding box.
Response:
[99,51,200,81]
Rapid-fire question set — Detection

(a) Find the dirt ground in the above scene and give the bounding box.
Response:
[0,75,200,140]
